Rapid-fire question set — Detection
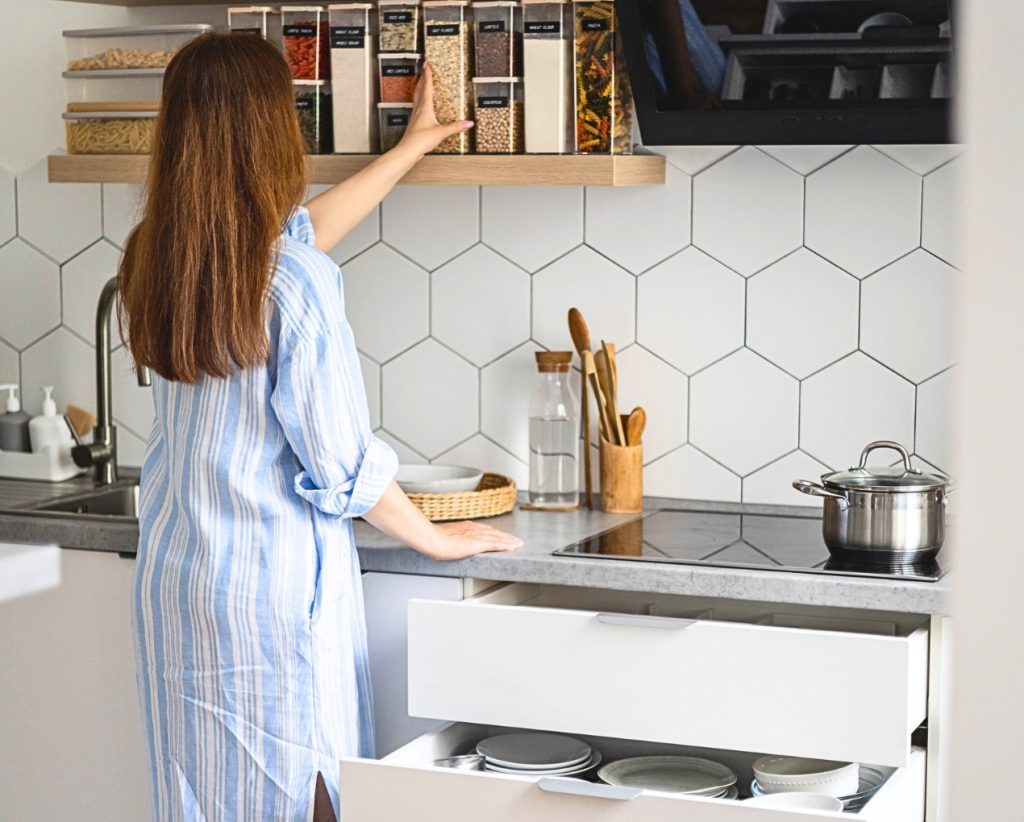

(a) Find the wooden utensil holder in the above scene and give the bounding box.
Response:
[599,425,642,514]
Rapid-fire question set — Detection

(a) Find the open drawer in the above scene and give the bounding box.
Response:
[339,723,926,821]
[408,583,929,767]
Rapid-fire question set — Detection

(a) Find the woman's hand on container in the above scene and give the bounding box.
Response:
[396,63,474,157]
[423,520,523,560]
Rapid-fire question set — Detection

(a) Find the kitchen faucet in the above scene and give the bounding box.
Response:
[72,277,152,485]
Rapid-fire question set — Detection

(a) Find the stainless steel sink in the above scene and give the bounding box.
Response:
[32,483,139,519]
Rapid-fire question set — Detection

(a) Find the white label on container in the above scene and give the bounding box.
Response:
[386,113,410,126]
[331,26,366,48]
[580,18,609,32]
[479,20,507,33]
[477,95,509,108]
[284,24,319,37]
[382,65,417,76]
[383,11,413,23]
[426,23,460,36]
[524,20,561,34]
[296,98,315,110]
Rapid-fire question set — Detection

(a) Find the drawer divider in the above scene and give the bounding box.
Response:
[536,778,642,801]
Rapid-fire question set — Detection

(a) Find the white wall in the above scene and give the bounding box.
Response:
[0,2,959,504]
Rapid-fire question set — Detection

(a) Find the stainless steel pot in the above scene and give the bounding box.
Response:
[793,440,952,566]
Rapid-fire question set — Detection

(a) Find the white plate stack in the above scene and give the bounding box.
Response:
[598,756,739,799]
[475,733,603,777]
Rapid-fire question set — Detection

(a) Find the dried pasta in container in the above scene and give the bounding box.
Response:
[572,0,632,154]
[63,109,157,154]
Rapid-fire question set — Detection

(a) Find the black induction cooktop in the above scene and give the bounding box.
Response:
[552,509,947,582]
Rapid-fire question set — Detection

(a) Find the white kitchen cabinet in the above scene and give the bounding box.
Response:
[339,722,927,821]
[407,582,929,768]
[362,571,464,756]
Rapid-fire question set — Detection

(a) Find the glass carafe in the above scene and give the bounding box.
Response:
[528,351,580,508]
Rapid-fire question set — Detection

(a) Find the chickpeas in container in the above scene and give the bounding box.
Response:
[282,6,330,80]
[329,3,379,153]
[423,0,473,154]
[472,77,523,153]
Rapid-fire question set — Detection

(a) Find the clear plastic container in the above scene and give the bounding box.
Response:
[528,351,579,508]
[63,108,157,154]
[330,3,379,153]
[378,0,421,53]
[282,6,329,80]
[228,6,279,40]
[294,80,334,154]
[472,77,523,153]
[572,0,632,154]
[378,53,423,103]
[378,103,413,151]
[63,24,212,71]
[473,1,522,76]
[423,0,473,154]
[523,0,571,153]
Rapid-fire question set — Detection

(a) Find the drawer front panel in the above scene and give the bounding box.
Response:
[338,724,926,822]
[408,596,928,766]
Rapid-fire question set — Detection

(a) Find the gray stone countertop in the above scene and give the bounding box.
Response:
[0,478,951,615]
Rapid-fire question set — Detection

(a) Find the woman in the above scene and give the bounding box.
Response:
[121,33,521,822]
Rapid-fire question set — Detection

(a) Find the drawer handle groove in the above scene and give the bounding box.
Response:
[537,778,642,801]
[596,613,698,630]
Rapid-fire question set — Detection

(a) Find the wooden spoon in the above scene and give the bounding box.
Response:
[568,308,593,508]
[625,406,647,446]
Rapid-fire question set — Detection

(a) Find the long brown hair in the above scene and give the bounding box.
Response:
[119,33,307,383]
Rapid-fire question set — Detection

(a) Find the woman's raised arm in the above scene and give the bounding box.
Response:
[304,64,473,251]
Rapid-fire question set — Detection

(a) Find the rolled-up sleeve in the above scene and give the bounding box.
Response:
[272,318,398,519]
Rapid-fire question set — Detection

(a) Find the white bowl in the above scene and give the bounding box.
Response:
[396,464,483,494]
[752,757,859,797]
[746,792,844,811]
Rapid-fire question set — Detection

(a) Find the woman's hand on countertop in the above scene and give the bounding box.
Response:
[422,520,524,561]
[396,63,474,159]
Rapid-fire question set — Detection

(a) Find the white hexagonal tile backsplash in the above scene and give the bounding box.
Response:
[692,146,803,276]
[0,143,959,500]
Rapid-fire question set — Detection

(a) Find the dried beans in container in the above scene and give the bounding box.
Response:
[572,0,632,154]
[472,1,522,76]
[378,53,423,103]
[378,0,421,53]
[472,76,523,153]
[423,0,473,153]
[227,6,279,39]
[294,80,334,154]
[522,0,571,153]
[282,6,329,80]
[378,103,413,151]
[330,3,379,153]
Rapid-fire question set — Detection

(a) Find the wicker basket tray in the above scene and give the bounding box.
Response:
[406,473,517,522]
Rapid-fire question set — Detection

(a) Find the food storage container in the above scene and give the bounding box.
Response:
[378,103,413,151]
[378,0,421,52]
[378,53,423,103]
[330,4,379,153]
[522,0,571,153]
[228,6,280,40]
[423,0,473,153]
[63,107,158,155]
[294,80,334,154]
[63,24,212,72]
[472,77,523,153]
[472,1,522,76]
[282,6,329,80]
[572,0,632,154]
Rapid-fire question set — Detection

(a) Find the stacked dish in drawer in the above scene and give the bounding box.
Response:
[62,24,212,155]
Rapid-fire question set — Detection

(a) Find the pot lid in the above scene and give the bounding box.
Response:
[822,441,950,492]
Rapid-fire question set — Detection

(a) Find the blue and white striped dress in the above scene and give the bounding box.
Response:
[131,208,398,821]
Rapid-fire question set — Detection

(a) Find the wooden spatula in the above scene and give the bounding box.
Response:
[568,308,593,508]
[583,350,612,444]
[595,345,626,446]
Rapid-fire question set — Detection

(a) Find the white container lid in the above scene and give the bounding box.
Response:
[378,102,415,108]
[228,6,277,12]
[63,111,159,120]
[293,79,330,86]
[282,6,328,13]
[328,3,375,8]
[63,24,213,38]
[378,0,421,6]
[472,76,522,83]
[63,68,167,79]
[472,1,519,7]
[378,52,422,60]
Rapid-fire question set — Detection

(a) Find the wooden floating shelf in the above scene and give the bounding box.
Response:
[48,153,665,187]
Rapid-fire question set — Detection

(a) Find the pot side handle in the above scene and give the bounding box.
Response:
[793,479,849,509]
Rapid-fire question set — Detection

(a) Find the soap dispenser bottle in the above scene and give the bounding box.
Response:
[0,384,32,453]
[29,386,73,453]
